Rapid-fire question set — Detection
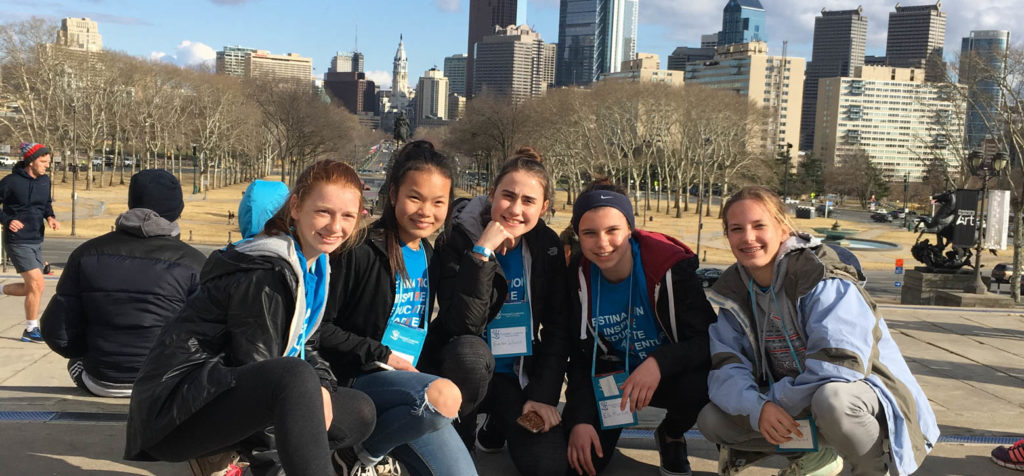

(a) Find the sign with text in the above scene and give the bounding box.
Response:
[952,189,981,248]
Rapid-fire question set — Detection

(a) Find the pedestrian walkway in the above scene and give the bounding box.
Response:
[1,275,1022,475]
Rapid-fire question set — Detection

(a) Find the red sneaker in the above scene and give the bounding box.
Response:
[992,438,1024,471]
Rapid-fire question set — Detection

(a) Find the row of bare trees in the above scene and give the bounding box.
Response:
[0,17,382,192]
[440,80,775,221]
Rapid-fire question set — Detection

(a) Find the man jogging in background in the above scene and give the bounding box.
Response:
[0,142,60,343]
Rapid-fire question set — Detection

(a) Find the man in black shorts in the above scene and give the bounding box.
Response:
[0,143,60,343]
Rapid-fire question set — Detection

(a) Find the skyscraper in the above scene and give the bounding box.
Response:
[799,7,868,151]
[416,68,450,122]
[555,0,639,86]
[701,33,720,49]
[467,0,519,98]
[719,0,766,47]
[56,18,102,52]
[885,2,946,81]
[474,25,549,102]
[330,52,355,73]
[324,72,378,115]
[216,46,256,77]
[444,54,468,96]
[960,30,1011,149]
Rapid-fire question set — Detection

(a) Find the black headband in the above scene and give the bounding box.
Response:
[571,190,635,233]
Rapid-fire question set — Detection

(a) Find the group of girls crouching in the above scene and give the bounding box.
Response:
[124,140,938,476]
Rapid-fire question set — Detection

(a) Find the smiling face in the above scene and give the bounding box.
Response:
[393,168,451,247]
[27,154,51,178]
[578,206,633,283]
[725,199,791,286]
[290,181,362,263]
[489,170,549,243]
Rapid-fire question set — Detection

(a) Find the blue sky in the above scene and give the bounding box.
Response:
[2,0,1018,90]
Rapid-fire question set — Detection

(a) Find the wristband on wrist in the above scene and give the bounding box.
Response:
[472,245,494,259]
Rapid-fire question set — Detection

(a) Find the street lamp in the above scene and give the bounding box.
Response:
[71,102,77,237]
[903,172,910,229]
[964,149,1008,294]
[778,142,793,200]
[191,145,200,195]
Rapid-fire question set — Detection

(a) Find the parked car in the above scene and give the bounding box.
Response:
[784,197,800,204]
[92,156,104,167]
[0,155,16,167]
[871,212,893,223]
[815,204,837,217]
[992,263,1014,283]
[696,267,723,288]
[888,209,906,220]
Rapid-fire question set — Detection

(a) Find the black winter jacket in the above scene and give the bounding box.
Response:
[425,196,572,406]
[0,167,55,244]
[563,230,716,430]
[320,224,435,384]
[125,234,336,460]
[41,209,206,385]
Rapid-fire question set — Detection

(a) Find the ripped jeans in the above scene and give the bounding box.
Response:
[352,370,477,476]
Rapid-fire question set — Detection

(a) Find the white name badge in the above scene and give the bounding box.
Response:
[591,371,637,429]
[486,301,533,358]
[776,417,819,452]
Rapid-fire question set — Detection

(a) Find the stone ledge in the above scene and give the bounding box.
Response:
[933,290,1018,308]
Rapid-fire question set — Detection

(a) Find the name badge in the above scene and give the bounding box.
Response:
[486,301,533,358]
[382,318,427,367]
[591,371,637,430]
[776,417,819,452]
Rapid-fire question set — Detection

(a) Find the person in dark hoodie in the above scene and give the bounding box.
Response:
[40,169,206,397]
[426,146,571,475]
[319,140,474,476]
[125,160,376,476]
[564,180,715,476]
[0,142,60,343]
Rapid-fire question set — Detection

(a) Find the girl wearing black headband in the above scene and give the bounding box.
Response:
[423,146,572,475]
[563,180,716,476]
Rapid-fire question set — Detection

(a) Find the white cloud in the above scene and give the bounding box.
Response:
[149,40,216,67]
[365,70,393,89]
[175,40,216,67]
[434,0,460,12]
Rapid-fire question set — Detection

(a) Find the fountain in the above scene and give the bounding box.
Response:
[811,221,898,251]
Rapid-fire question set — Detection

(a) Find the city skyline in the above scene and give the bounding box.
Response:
[1,0,1018,91]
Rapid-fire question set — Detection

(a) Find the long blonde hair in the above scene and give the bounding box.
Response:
[721,186,797,235]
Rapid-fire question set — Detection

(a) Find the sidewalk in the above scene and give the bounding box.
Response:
[1,275,1022,475]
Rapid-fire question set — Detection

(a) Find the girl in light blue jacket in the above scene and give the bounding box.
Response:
[698,186,939,476]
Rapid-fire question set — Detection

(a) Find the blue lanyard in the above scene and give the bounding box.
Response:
[591,267,633,377]
[748,278,804,376]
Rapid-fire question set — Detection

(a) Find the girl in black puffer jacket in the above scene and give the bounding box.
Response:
[125,161,376,475]
[425,147,573,476]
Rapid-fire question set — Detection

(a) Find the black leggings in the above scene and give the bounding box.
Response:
[584,369,709,474]
[483,373,569,476]
[147,358,376,475]
[419,335,495,448]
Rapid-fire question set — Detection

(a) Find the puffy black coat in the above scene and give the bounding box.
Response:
[424,196,572,406]
[124,234,336,460]
[0,167,55,244]
[40,209,206,385]
[319,225,436,384]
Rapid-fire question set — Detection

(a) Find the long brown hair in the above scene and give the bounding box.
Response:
[490,146,553,203]
[379,140,455,282]
[264,159,366,255]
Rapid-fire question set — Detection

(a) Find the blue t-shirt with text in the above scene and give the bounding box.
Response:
[493,241,527,374]
[591,239,666,371]
[391,241,429,328]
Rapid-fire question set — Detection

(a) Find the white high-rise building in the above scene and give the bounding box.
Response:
[814,66,964,181]
[607,0,639,73]
[56,17,102,52]
[416,68,449,122]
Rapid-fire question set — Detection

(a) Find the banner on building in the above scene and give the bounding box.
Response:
[984,190,1011,250]
[952,189,981,248]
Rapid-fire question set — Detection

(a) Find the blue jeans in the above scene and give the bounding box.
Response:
[352,370,477,476]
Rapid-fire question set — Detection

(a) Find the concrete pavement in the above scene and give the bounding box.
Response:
[1,274,1023,475]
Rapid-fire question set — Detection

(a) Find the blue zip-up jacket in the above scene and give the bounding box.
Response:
[706,235,939,475]
[0,167,55,244]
